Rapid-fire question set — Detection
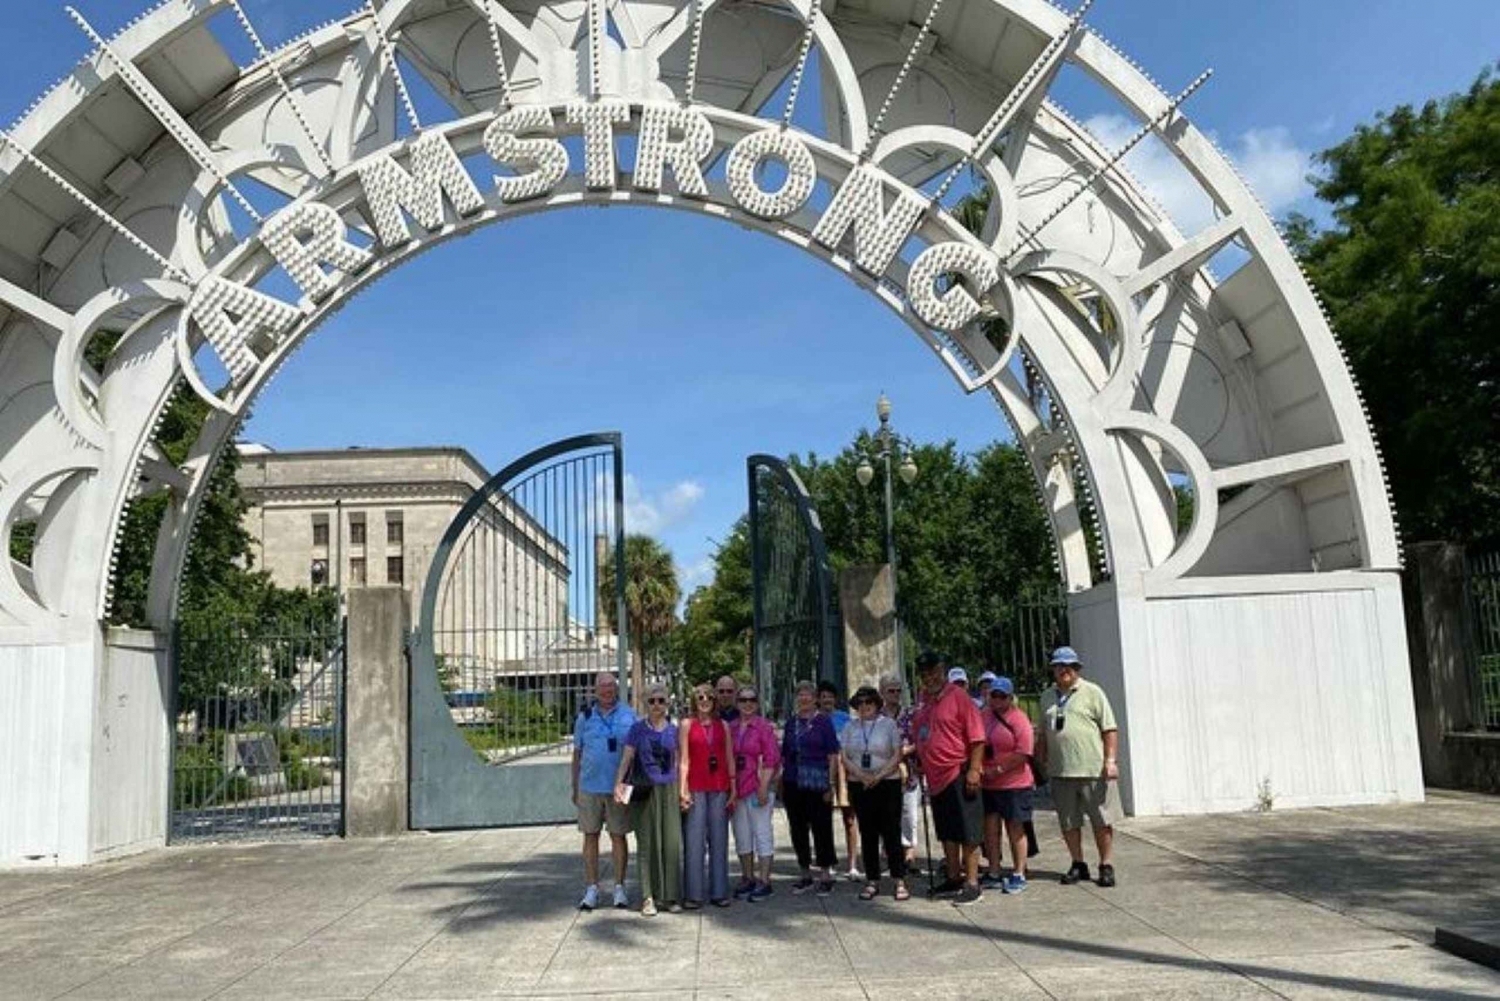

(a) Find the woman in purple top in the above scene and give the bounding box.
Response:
[779,680,841,896]
[613,682,681,917]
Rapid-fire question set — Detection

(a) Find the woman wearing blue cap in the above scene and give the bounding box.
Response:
[979,676,1036,893]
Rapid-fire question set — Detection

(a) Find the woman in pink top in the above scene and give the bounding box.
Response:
[980,677,1036,893]
[729,686,781,900]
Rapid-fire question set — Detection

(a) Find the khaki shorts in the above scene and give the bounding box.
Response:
[1051,777,1115,832]
[577,792,632,836]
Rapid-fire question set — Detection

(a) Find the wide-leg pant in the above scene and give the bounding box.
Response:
[850,779,906,881]
[632,785,682,906]
[682,790,730,903]
[783,781,837,870]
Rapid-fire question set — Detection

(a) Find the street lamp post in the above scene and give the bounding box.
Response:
[856,393,918,685]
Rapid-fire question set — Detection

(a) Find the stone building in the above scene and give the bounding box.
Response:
[234,445,611,696]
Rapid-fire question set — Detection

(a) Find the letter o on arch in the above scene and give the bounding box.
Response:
[726,128,817,219]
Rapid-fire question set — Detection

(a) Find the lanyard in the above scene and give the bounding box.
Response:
[858,719,877,754]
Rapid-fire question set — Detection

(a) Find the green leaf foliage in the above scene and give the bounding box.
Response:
[1288,67,1500,547]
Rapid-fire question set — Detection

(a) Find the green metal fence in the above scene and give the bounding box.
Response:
[169,614,345,842]
[1468,549,1500,731]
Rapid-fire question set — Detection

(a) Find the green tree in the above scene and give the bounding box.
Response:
[1287,68,1500,547]
[670,520,753,685]
[600,534,681,705]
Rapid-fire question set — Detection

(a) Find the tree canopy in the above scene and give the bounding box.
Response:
[1288,67,1500,548]
[671,433,1060,686]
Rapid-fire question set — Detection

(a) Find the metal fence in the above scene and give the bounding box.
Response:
[1467,549,1500,731]
[983,587,1072,695]
[169,615,345,843]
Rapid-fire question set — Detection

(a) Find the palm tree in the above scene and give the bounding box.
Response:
[599,534,681,708]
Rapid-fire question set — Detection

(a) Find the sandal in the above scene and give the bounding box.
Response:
[894,882,911,902]
[858,883,879,901]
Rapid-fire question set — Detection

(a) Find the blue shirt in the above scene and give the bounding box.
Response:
[626,719,679,786]
[827,708,851,734]
[573,702,637,795]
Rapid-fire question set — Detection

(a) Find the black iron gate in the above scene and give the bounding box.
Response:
[409,433,628,828]
[169,614,346,843]
[748,454,841,720]
[1467,549,1500,731]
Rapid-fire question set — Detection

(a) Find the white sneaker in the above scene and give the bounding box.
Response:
[612,884,629,909]
[641,897,657,917]
[845,867,865,882]
[578,885,599,911]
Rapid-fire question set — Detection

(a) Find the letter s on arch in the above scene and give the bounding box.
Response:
[483,106,570,203]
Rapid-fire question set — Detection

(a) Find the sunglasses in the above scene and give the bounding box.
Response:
[882,688,901,694]
[646,697,667,705]
[989,691,1011,699]
[737,696,758,703]
[696,693,715,701]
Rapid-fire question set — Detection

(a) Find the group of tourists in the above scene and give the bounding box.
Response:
[569,646,1119,916]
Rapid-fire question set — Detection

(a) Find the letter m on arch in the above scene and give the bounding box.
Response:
[360,131,486,248]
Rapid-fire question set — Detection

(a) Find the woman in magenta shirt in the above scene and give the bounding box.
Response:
[729,686,781,900]
[980,676,1036,893]
[679,684,736,907]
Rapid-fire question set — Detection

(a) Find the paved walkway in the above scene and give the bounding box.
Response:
[2,791,1498,1000]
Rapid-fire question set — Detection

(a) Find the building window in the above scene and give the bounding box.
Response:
[310,558,328,587]
[312,518,329,546]
[386,556,404,585]
[386,515,404,545]
[349,518,366,545]
[350,557,366,586]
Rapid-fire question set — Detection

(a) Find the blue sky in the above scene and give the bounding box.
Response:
[1,1,1496,592]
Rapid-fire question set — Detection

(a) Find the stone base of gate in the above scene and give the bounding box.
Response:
[346,587,410,838]
[1071,570,1425,817]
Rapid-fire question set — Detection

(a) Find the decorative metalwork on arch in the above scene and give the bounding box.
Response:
[748,453,840,720]
[0,0,1401,639]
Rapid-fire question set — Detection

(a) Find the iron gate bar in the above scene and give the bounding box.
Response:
[410,432,627,829]
[748,454,840,720]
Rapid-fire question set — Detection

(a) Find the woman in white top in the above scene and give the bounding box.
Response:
[837,686,910,901]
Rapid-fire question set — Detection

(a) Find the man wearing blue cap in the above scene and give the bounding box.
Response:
[1036,646,1120,888]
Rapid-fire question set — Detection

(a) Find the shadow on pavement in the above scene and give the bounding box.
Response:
[398,833,1499,1001]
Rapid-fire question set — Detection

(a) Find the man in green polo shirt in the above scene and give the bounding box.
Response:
[1035,647,1120,888]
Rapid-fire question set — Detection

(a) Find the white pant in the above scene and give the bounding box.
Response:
[731,793,776,859]
[901,784,921,848]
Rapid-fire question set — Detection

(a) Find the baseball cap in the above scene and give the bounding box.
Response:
[1049,646,1082,667]
[993,676,1015,695]
[915,650,946,672]
[977,671,998,685]
[947,666,969,684]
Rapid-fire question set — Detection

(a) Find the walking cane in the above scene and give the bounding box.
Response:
[918,774,935,897]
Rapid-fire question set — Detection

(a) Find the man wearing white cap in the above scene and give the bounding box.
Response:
[1035,646,1120,888]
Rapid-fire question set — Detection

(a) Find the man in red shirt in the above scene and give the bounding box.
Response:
[913,650,987,905]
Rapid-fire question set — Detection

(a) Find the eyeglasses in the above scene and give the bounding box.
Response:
[882,688,901,694]
[646,697,667,705]
[695,693,714,702]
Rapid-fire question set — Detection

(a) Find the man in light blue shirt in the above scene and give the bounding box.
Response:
[572,671,636,910]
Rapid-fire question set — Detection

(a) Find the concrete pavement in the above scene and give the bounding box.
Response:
[2,791,1498,1000]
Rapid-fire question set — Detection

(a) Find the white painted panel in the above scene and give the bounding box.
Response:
[1138,576,1423,815]
[0,641,95,866]
[91,630,169,859]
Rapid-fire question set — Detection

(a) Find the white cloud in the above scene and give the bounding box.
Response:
[1081,115,1312,236]
[1236,127,1312,215]
[622,475,705,534]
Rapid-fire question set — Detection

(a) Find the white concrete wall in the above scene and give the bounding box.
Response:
[1071,573,1424,817]
[0,626,169,867]
[90,629,170,861]
[0,631,97,866]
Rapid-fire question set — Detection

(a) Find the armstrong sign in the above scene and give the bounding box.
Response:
[173,100,1010,412]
